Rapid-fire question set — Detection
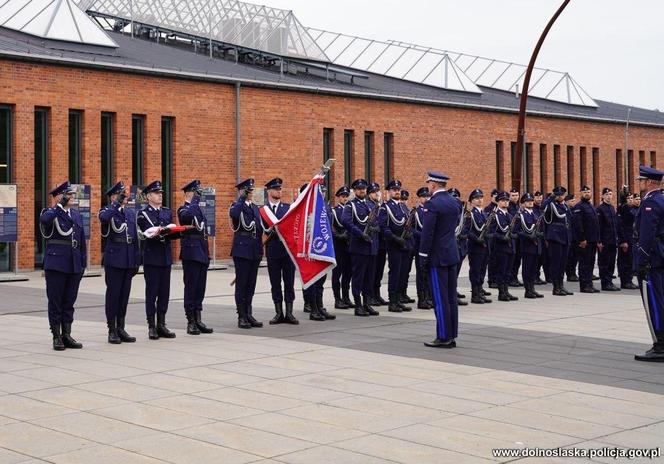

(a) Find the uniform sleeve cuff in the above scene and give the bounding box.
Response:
[419,253,428,257]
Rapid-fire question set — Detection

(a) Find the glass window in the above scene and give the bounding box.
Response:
[161,117,174,208]
[343,130,353,186]
[364,131,374,183]
[525,143,533,193]
[553,144,561,187]
[539,144,547,193]
[615,149,624,194]
[592,148,600,204]
[323,128,333,200]
[495,141,504,190]
[566,145,575,193]
[68,110,82,183]
[651,151,657,168]
[627,149,635,192]
[34,108,49,269]
[0,106,12,272]
[101,113,114,206]
[384,133,394,186]
[132,115,145,186]
[579,146,587,188]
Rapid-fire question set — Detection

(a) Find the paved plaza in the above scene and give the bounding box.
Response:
[0,264,662,463]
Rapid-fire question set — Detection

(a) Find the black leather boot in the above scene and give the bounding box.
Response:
[417,291,429,309]
[354,296,370,317]
[482,287,492,296]
[389,293,402,313]
[481,287,493,303]
[270,302,285,325]
[425,288,435,308]
[635,346,664,362]
[117,317,136,342]
[156,313,176,338]
[148,315,159,339]
[51,324,65,351]
[364,294,380,315]
[246,304,263,328]
[374,290,388,306]
[334,291,350,309]
[108,319,122,344]
[61,322,83,349]
[186,312,201,335]
[237,304,251,329]
[471,284,484,304]
[561,280,574,295]
[303,289,311,313]
[195,310,213,333]
[397,295,412,312]
[524,282,538,299]
[284,302,299,325]
[552,279,567,296]
[424,338,456,348]
[341,289,354,307]
[309,295,326,321]
[498,284,511,302]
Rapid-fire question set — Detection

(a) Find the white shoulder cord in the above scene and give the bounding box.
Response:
[39,209,54,239]
[385,201,406,226]
[332,208,344,227]
[351,201,368,225]
[470,209,485,232]
[496,211,509,232]
[415,209,423,229]
[520,211,535,234]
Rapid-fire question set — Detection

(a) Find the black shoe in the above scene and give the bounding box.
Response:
[309,296,326,321]
[341,292,354,307]
[471,285,484,304]
[246,304,263,328]
[552,281,567,296]
[602,283,621,292]
[284,302,299,325]
[117,317,136,342]
[458,298,468,306]
[61,323,83,349]
[580,286,600,293]
[417,291,431,309]
[509,279,523,288]
[364,295,380,315]
[482,288,492,296]
[148,315,160,339]
[561,285,574,296]
[592,274,600,281]
[195,310,213,333]
[303,298,311,313]
[156,314,176,338]
[566,275,579,282]
[320,307,337,320]
[489,282,499,289]
[107,319,122,344]
[388,293,402,313]
[375,293,388,306]
[237,304,252,329]
[534,278,547,285]
[51,325,65,351]
[524,289,538,299]
[498,285,511,302]
[457,292,466,299]
[270,302,285,325]
[621,281,639,290]
[334,298,350,309]
[354,298,370,317]
[635,347,664,362]
[186,313,201,335]
[424,338,456,348]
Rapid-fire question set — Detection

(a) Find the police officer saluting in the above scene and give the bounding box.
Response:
[571,186,600,293]
[137,181,179,340]
[40,181,86,351]
[342,179,380,317]
[178,180,213,335]
[230,178,264,329]
[635,166,664,362]
[331,186,353,309]
[378,180,412,313]
[419,171,461,348]
[99,181,139,344]
[597,188,623,291]
[262,177,298,325]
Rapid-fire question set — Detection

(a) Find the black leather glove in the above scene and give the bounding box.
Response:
[59,195,70,207]
[361,233,373,243]
[118,192,127,204]
[637,262,651,280]
[370,225,381,234]
[458,234,468,241]
[194,187,203,197]
[393,236,406,248]
[404,231,413,240]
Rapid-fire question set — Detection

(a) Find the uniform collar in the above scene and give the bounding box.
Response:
[269,200,280,208]
[432,189,445,196]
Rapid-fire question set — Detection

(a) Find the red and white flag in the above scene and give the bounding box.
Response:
[260,175,336,289]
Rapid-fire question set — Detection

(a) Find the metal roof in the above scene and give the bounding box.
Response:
[0,26,662,128]
[0,0,117,47]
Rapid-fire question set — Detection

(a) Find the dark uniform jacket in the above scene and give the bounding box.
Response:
[99,202,140,269]
[137,205,176,267]
[489,208,514,255]
[571,198,600,244]
[636,189,664,269]
[331,203,350,252]
[597,202,620,246]
[618,204,638,245]
[515,208,541,255]
[468,207,489,255]
[262,201,290,260]
[229,199,264,260]
[542,197,572,245]
[178,196,210,264]
[40,205,87,274]
[418,190,461,267]
[341,197,379,256]
[379,199,410,251]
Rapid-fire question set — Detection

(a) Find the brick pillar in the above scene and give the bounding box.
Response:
[144,113,161,183]
[82,110,102,266]
[14,104,34,271]
[116,112,132,185]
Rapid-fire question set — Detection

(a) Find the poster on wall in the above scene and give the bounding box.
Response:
[201,187,216,237]
[70,184,91,238]
[0,184,17,243]
[129,185,147,214]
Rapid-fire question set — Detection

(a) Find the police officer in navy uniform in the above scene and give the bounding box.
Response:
[230,178,264,329]
[634,166,664,362]
[564,194,580,282]
[542,186,574,296]
[489,191,519,302]
[178,180,214,335]
[370,183,388,307]
[99,181,139,344]
[40,181,86,351]
[414,187,433,309]
[571,186,600,293]
[399,190,417,304]
[379,180,413,313]
[533,191,547,285]
[514,193,544,299]
[449,188,469,306]
[618,191,639,289]
[342,179,380,317]
[508,188,523,287]
[137,181,179,340]
[263,178,298,324]
[467,189,492,304]
[419,171,461,348]
[485,188,500,288]
[331,186,353,309]
[597,187,623,291]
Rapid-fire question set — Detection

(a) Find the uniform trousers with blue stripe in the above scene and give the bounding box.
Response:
[641,268,664,350]
[429,265,459,341]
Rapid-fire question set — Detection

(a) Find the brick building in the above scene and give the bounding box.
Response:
[0,0,663,272]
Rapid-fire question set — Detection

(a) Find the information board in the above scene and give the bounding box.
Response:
[70,184,91,237]
[0,184,17,242]
[201,187,216,237]
[129,185,147,214]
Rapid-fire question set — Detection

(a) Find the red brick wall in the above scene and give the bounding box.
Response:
[2,59,664,270]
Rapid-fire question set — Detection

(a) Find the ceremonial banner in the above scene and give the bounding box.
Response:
[260,174,336,289]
